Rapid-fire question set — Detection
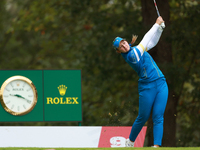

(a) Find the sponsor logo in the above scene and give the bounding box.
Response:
[57,85,67,96]
[110,136,126,147]
[46,85,79,104]
[46,97,79,104]
[13,88,24,91]
[98,126,147,148]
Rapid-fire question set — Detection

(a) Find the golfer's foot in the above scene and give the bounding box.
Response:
[151,145,159,148]
[125,138,134,147]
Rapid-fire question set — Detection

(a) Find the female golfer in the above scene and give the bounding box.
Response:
[113,16,168,147]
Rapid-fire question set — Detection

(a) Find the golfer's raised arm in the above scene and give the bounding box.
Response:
[136,16,164,54]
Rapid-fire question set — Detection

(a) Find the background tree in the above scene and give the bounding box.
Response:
[140,0,176,147]
[0,0,199,147]
[170,0,200,146]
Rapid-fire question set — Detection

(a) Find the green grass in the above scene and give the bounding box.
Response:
[0,148,199,150]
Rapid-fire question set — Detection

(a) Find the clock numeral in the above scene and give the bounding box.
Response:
[5,101,10,104]
[27,88,31,92]
[18,106,20,111]
[5,88,10,92]
[4,95,9,97]
[28,95,33,97]
[22,82,26,88]
[11,105,14,110]
[10,83,14,87]
[23,105,26,109]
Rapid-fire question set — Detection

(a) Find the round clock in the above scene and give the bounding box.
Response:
[0,75,38,116]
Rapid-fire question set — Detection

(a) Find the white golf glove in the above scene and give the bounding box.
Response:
[159,22,165,32]
[161,22,165,28]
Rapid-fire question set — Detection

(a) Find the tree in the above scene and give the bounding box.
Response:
[140,0,176,147]
[170,0,200,146]
[0,0,199,147]
[141,0,200,147]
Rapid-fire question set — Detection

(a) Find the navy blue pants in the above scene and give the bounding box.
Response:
[129,78,168,146]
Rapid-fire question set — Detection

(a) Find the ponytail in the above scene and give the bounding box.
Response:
[130,35,138,45]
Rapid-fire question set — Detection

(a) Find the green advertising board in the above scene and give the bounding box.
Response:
[43,70,82,121]
[0,70,82,122]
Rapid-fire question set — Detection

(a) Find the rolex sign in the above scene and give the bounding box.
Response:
[46,85,79,105]
[0,70,82,122]
[44,70,82,121]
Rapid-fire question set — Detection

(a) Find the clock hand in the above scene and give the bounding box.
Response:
[15,94,31,103]
[10,94,32,104]
[15,94,32,104]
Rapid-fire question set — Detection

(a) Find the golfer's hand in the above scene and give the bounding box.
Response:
[156,16,164,25]
[156,16,165,30]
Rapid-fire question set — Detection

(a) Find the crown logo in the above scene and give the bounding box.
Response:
[16,81,20,86]
[58,85,67,96]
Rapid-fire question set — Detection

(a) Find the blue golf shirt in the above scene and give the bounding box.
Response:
[121,46,164,83]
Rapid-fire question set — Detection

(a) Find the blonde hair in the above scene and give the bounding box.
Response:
[130,35,138,45]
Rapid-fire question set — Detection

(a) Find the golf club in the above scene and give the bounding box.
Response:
[153,0,165,28]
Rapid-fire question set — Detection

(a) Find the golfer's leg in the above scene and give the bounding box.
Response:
[129,87,156,142]
[152,81,168,146]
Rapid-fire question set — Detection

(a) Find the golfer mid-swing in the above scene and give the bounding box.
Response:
[113,16,168,147]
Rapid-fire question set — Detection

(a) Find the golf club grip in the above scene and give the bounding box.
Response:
[161,22,165,29]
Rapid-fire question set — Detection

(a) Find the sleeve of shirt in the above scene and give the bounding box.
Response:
[127,47,142,64]
[136,23,162,55]
[145,26,163,50]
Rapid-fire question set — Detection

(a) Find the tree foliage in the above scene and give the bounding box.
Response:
[170,0,200,146]
[0,0,199,147]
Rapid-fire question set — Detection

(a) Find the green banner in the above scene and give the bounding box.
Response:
[43,70,82,121]
[0,70,82,122]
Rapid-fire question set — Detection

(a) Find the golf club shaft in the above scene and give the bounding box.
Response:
[153,0,165,28]
[153,0,160,17]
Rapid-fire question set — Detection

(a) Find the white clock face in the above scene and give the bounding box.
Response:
[0,76,37,116]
